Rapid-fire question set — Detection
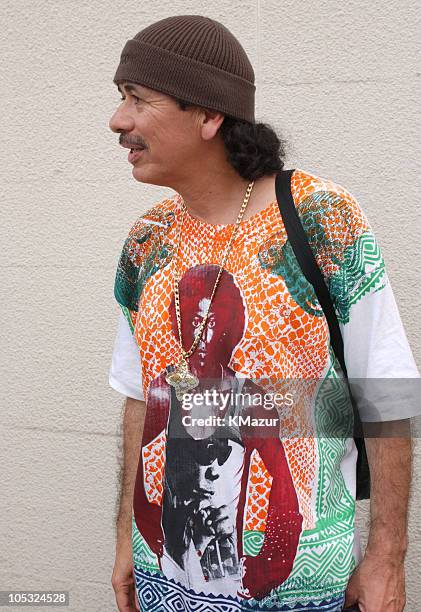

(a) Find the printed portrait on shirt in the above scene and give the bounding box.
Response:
[133,264,303,600]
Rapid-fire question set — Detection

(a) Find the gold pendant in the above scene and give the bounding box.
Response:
[165,357,199,401]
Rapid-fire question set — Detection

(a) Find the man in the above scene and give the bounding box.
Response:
[108,14,421,612]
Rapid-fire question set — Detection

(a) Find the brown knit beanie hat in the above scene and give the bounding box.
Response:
[113,14,255,123]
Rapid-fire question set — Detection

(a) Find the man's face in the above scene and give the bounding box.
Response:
[187,294,239,370]
[109,81,205,185]
[192,298,216,368]
[167,437,235,503]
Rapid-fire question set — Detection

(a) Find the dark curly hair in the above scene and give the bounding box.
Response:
[173,97,287,182]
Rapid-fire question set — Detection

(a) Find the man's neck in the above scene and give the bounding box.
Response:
[174,171,278,226]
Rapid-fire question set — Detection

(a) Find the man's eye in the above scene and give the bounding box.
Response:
[119,95,141,104]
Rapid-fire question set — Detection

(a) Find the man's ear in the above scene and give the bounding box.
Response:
[197,107,225,141]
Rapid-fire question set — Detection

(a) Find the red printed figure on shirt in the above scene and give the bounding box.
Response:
[132,265,303,600]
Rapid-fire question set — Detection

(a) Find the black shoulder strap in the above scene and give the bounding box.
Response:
[275,169,348,378]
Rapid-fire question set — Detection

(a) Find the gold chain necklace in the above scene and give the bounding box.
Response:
[165,180,255,400]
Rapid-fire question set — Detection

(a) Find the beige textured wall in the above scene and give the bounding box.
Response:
[1,0,419,609]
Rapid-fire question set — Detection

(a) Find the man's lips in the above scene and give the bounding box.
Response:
[128,149,145,164]
[119,142,146,164]
[192,488,215,499]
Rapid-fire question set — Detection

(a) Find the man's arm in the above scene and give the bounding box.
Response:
[365,420,412,558]
[116,397,147,541]
[112,397,147,612]
[344,420,412,611]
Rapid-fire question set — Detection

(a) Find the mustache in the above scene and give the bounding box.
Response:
[119,134,146,148]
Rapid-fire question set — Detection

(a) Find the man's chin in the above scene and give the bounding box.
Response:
[131,165,148,182]
[131,165,163,187]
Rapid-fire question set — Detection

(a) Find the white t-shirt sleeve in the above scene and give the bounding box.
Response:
[109,310,145,401]
[339,274,421,421]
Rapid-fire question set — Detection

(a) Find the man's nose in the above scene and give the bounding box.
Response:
[108,106,135,133]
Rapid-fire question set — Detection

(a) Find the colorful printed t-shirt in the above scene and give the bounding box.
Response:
[110,168,420,611]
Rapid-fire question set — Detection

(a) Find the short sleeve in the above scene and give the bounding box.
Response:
[111,209,170,401]
[339,275,421,422]
[297,182,421,421]
[109,310,145,401]
[113,220,145,334]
